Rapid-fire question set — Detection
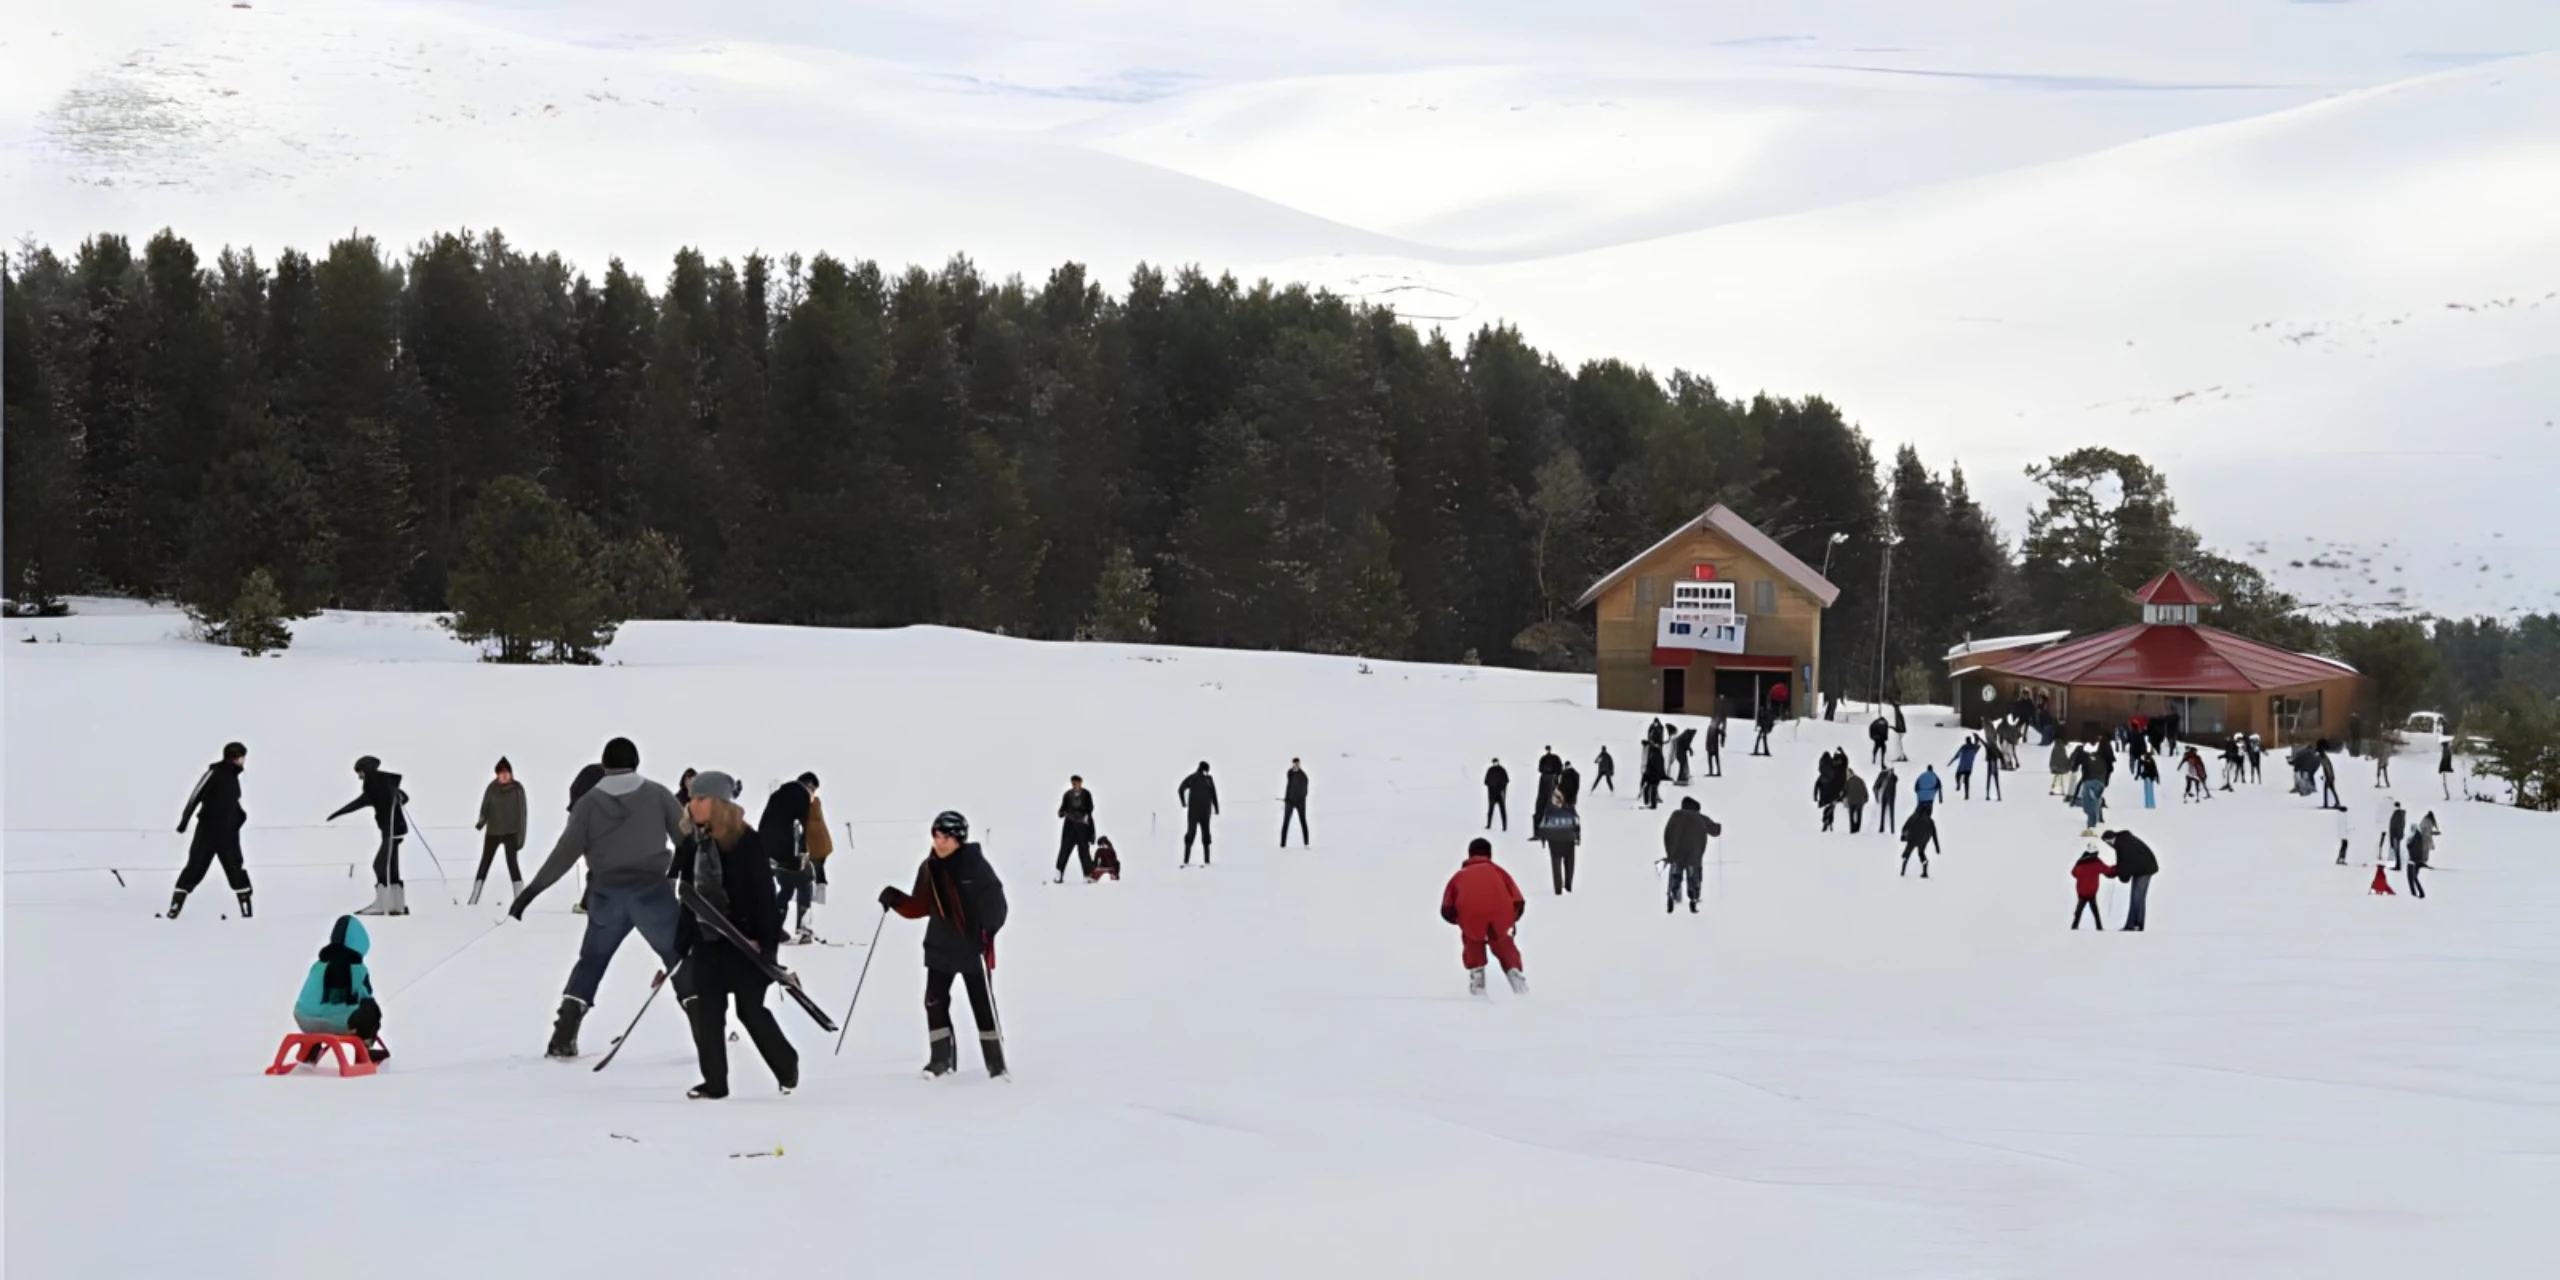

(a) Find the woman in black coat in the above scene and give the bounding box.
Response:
[672,769,797,1100]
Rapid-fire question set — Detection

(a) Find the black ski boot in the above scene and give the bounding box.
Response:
[165,889,188,919]
[547,997,587,1059]
[236,891,254,919]
[981,1032,1009,1081]
[687,1083,729,1100]
[922,1030,957,1078]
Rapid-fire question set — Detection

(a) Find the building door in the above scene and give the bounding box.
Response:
[1663,668,1687,714]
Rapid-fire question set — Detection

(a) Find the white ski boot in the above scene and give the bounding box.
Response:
[1504,969,1529,995]
[467,878,486,906]
[388,884,411,916]
[354,883,392,915]
[1467,966,1488,997]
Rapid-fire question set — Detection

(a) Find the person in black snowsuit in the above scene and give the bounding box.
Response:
[1705,717,1726,777]
[1281,760,1310,847]
[760,774,824,938]
[1752,705,1776,756]
[328,756,410,916]
[1875,764,1900,834]
[1673,727,1697,784]
[1533,748,1563,830]
[1899,809,1940,877]
[1057,775,1098,878]
[1815,750,1846,831]
[1868,716,1890,768]
[171,742,253,919]
[1638,744,1665,809]
[880,811,1009,1079]
[2100,829,2158,930]
[672,770,797,1100]
[1179,763,1219,866]
[1559,761,1582,809]
[1661,797,1718,913]
[1485,759,1511,830]
[1593,746,1616,793]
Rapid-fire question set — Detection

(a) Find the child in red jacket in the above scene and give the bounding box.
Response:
[1441,838,1527,996]
[2071,844,2114,930]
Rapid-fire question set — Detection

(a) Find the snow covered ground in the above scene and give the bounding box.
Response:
[6,1,2557,616]
[7,608,2557,1277]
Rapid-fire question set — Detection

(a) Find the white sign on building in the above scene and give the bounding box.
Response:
[1657,580,1746,654]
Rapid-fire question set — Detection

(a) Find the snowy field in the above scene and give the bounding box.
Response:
[6,607,2557,1278]
[7,1,2559,617]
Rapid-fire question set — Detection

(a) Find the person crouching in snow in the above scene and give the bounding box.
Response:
[293,915,388,1064]
[1440,838,1526,996]
[2070,844,2113,930]
[1092,835,1122,881]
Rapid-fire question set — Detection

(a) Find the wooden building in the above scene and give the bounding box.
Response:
[1973,570,2363,745]
[1576,504,1840,716]
[1944,630,2069,726]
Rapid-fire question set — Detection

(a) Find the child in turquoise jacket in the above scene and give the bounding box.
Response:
[294,915,388,1061]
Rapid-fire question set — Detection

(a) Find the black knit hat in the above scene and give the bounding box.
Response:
[495,757,513,774]
[602,737,639,769]
[222,742,247,762]
[798,771,820,790]
[1467,838,1492,858]
[354,755,380,775]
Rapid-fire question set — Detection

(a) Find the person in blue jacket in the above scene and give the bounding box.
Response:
[293,914,388,1062]
[1949,737,1981,799]
[1913,765,1944,814]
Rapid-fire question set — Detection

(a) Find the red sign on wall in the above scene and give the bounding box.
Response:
[1692,564,1717,580]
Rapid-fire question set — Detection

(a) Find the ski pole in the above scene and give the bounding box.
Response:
[385,919,505,1001]
[400,801,458,904]
[595,960,684,1073]
[831,908,891,1056]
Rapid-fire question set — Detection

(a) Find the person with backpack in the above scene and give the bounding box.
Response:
[673,769,798,1100]
[171,742,253,920]
[1179,762,1220,867]
[1898,809,1941,878]
[1057,775,1098,878]
[879,810,1010,1079]
[2100,830,2159,931]
[1537,790,1581,895]
[290,914,388,1064]
[471,758,528,906]
[1439,838,1526,997]
[760,773,832,942]
[1661,797,1718,913]
[328,756,411,917]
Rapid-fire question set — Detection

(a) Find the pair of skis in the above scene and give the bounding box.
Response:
[590,884,840,1072]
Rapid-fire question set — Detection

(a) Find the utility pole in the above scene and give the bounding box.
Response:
[1874,534,1903,708]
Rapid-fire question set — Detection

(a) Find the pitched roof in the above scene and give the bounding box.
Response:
[1943,631,2072,662]
[1574,504,1842,610]
[2132,569,2220,606]
[1983,622,2356,693]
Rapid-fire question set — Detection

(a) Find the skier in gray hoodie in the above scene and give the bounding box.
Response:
[510,737,688,1058]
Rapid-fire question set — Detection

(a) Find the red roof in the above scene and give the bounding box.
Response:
[2132,569,2219,606]
[1984,623,2353,693]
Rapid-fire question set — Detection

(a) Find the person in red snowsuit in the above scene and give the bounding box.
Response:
[2070,846,2114,930]
[1440,838,1527,995]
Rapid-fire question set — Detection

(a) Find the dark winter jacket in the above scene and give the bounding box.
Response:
[516,769,686,911]
[1894,706,1907,734]
[1558,766,1581,807]
[1662,806,1716,867]
[2406,827,2432,868]
[1900,811,1941,853]
[760,782,816,872]
[1059,786,1097,828]
[2388,808,2407,841]
[1485,764,1510,794]
[1594,749,1614,779]
[1538,751,1563,779]
[1284,769,1309,805]
[569,763,608,811]
[891,842,1009,971]
[476,779,527,839]
[1179,770,1220,817]
[179,761,246,835]
[1842,773,1869,809]
[1441,853,1525,933]
[1870,718,1890,746]
[1674,728,1697,757]
[1876,768,1899,804]
[328,769,408,837]
[2101,831,2159,879]
[674,825,784,956]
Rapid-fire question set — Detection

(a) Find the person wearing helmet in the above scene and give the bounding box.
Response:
[879,811,1010,1079]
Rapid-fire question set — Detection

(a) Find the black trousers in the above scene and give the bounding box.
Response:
[926,963,1001,1065]
[1057,822,1095,878]
[1280,801,1309,846]
[1595,771,1614,792]
[2407,865,2425,898]
[372,832,404,886]
[2073,897,2103,929]
[1751,730,1771,756]
[1547,843,1576,894]
[1821,803,1836,831]
[1485,792,1507,830]
[1879,796,1897,832]
[682,944,796,1094]
[1705,748,1722,777]
[1183,814,1214,864]
[1848,804,1864,833]
[176,828,251,893]
[475,832,524,882]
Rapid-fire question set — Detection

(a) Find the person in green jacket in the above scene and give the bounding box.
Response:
[472,758,528,905]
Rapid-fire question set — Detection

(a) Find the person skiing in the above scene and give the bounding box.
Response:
[1439,838,1526,997]
[471,758,528,906]
[760,773,831,942]
[1638,741,1666,809]
[2100,829,2158,930]
[669,770,798,1100]
[1537,791,1581,895]
[511,737,688,1059]
[878,810,1010,1079]
[1705,716,1726,777]
[327,756,410,917]
[1672,727,1697,785]
[1484,758,1511,830]
[1868,715,1890,768]
[1875,763,1900,834]
[1057,775,1098,878]
[1950,737,1981,799]
[171,741,253,920]
[1842,766,1869,834]
[2405,813,2435,898]
[291,914,388,1064]
[2070,843,2113,930]
[1898,809,1941,878]
[1661,797,1717,913]
[1281,759,1311,847]
[1913,764,1943,814]
[1593,746,1616,793]
[1179,762,1219,866]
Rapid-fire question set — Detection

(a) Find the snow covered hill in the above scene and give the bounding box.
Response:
[6,608,2555,1277]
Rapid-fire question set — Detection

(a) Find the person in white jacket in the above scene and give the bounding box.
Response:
[2334,803,2357,866]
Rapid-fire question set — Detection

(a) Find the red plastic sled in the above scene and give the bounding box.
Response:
[266,1033,378,1077]
[2368,866,2398,896]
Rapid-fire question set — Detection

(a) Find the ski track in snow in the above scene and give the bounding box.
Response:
[7,605,2559,1277]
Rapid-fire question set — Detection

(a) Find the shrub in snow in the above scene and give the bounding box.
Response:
[443,477,620,664]
[193,568,293,655]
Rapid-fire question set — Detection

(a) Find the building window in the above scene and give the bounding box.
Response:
[2270,691,2324,740]
[1635,578,1656,609]
[1752,580,1776,615]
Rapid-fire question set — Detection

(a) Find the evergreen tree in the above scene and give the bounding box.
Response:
[3,251,83,606]
[1082,544,1159,643]
[444,476,617,662]
[599,528,691,620]
[215,567,295,656]
[2328,619,2441,735]
[179,411,333,621]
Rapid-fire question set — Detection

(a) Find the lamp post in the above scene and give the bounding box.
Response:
[1874,533,1904,709]
[1820,530,1849,581]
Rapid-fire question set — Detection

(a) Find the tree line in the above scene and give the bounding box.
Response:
[3,230,2554,760]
